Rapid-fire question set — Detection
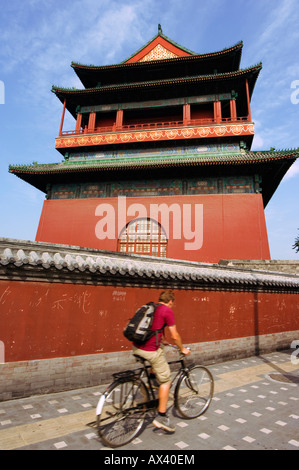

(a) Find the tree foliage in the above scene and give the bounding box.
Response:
[293,229,299,253]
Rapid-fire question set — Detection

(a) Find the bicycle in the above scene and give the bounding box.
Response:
[96,345,214,448]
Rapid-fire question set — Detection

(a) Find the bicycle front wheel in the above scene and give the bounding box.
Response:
[97,378,149,448]
[175,365,214,419]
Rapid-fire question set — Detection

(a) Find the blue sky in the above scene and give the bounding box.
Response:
[0,0,298,259]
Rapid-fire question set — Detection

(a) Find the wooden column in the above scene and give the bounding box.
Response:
[213,101,222,124]
[116,109,123,129]
[183,104,191,125]
[88,112,96,133]
[59,99,66,136]
[75,113,82,133]
[245,79,252,122]
[230,99,237,121]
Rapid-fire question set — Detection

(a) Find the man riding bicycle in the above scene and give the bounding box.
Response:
[132,290,190,433]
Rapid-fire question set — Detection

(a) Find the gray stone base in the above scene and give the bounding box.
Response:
[1,329,298,401]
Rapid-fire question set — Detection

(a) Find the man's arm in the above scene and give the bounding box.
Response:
[168,325,190,355]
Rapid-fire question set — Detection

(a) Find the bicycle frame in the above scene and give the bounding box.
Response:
[133,352,195,402]
[96,348,195,418]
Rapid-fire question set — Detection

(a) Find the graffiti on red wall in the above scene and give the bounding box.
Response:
[1,280,299,363]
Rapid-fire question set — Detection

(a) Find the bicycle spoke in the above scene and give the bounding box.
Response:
[97,379,149,447]
[175,366,214,418]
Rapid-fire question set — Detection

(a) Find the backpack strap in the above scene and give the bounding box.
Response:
[154,325,166,347]
[152,304,166,347]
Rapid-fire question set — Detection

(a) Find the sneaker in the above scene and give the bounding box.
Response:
[152,414,176,433]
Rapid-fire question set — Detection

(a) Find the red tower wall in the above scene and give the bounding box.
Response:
[36,193,270,262]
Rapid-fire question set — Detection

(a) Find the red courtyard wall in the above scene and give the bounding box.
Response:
[0,280,298,363]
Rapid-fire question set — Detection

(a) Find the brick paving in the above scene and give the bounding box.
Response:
[0,349,298,451]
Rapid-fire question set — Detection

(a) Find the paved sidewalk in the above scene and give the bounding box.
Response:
[0,350,298,451]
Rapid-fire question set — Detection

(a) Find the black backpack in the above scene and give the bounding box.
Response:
[123,302,162,345]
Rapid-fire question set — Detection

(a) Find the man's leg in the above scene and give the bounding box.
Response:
[151,352,175,433]
[158,381,171,413]
[153,381,175,432]
[132,346,175,432]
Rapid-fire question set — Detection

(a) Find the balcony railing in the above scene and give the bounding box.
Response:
[60,116,250,136]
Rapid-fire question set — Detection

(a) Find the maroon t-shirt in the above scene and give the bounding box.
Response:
[134,303,175,351]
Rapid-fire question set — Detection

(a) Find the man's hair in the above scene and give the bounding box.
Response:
[159,290,175,303]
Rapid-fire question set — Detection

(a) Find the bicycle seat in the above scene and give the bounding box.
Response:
[133,354,146,363]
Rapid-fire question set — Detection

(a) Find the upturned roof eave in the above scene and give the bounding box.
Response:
[53,62,262,98]
[71,40,243,72]
[72,40,243,89]
[9,149,299,175]
[9,150,298,205]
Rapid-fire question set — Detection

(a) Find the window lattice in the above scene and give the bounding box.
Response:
[118,218,167,258]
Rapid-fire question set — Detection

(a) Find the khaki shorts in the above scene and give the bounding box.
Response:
[132,346,171,384]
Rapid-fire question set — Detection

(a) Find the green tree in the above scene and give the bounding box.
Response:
[293,229,299,253]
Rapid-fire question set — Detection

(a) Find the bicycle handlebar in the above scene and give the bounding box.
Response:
[167,344,191,354]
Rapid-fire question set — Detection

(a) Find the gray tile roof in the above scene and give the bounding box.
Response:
[0,238,298,292]
[9,149,299,174]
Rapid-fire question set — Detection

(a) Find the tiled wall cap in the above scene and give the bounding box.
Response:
[1,239,299,289]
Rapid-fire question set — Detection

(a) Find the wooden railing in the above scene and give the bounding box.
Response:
[60,116,250,136]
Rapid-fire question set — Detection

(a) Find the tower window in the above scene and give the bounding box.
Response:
[118,218,167,258]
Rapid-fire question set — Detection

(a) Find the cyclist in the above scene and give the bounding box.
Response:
[132,290,190,433]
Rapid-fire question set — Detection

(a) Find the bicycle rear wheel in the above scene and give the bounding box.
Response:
[175,365,214,418]
[97,378,149,447]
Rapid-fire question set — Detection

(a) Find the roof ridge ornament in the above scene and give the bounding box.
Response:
[158,24,163,34]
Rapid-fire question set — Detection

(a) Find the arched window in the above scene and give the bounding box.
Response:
[118,218,167,258]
